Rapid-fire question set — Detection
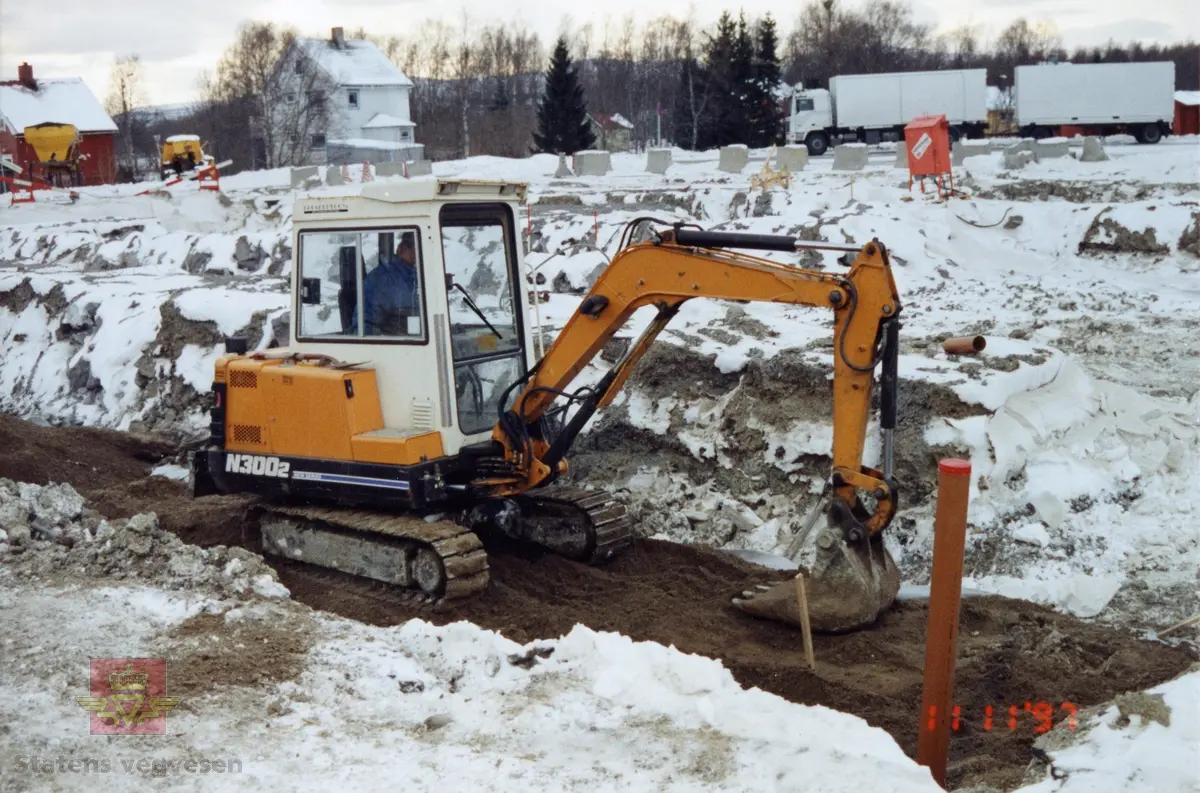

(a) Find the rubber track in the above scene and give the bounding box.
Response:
[517,486,634,564]
[262,505,490,601]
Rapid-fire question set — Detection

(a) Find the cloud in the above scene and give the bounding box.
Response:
[1059,19,1186,47]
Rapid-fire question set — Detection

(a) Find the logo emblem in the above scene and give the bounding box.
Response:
[912,132,933,160]
[75,659,180,735]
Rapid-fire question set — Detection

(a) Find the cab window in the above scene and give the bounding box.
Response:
[297,228,425,342]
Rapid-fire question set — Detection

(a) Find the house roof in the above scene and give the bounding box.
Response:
[1176,91,1200,107]
[363,113,413,129]
[0,77,118,134]
[295,37,413,87]
[591,113,634,131]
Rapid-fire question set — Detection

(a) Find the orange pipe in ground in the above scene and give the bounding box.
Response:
[943,336,986,355]
[917,457,972,789]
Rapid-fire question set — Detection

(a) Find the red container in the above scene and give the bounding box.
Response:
[904,115,951,179]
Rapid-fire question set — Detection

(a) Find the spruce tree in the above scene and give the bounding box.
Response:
[731,13,756,143]
[750,14,785,147]
[699,11,739,148]
[532,37,596,155]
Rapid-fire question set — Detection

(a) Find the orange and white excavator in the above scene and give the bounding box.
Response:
[189,177,903,632]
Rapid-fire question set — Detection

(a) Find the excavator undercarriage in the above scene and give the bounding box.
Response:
[243,484,632,602]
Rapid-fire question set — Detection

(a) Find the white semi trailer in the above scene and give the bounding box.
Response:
[1014,61,1176,143]
[786,69,988,156]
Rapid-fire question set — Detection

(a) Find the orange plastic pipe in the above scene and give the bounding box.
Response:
[917,458,972,789]
[943,336,986,355]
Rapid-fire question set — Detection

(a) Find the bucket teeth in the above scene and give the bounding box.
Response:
[732,525,900,633]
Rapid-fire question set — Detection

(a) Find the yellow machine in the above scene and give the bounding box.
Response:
[161,135,205,176]
[23,123,81,187]
[190,178,904,631]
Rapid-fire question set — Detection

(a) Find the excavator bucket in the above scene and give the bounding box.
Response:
[732,510,901,633]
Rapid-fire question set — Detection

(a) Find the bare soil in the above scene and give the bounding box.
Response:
[1,412,1194,791]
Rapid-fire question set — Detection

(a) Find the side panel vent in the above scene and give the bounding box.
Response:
[232,424,264,445]
[229,371,258,389]
[411,399,435,431]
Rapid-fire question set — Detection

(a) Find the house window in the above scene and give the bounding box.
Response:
[311,133,326,149]
[400,130,410,141]
[295,58,305,74]
[348,90,359,107]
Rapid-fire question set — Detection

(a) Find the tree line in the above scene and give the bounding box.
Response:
[108,0,1199,175]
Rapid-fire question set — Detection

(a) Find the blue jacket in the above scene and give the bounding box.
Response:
[353,255,419,334]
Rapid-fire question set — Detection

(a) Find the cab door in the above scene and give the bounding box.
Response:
[436,202,530,443]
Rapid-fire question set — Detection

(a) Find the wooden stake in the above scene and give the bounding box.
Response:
[1159,613,1200,636]
[793,573,816,670]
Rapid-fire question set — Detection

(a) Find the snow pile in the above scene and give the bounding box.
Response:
[1017,667,1200,792]
[0,190,291,433]
[0,575,945,792]
[0,478,288,600]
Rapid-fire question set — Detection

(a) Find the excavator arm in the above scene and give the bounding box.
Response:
[483,224,903,545]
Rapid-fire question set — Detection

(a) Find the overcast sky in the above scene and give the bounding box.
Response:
[1,0,1195,107]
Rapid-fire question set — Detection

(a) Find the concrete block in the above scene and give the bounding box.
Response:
[646,148,672,174]
[1033,138,1069,160]
[554,152,572,177]
[718,144,749,173]
[951,141,992,167]
[893,146,908,168]
[374,162,406,177]
[1004,149,1035,170]
[1080,136,1109,163]
[775,145,808,172]
[290,166,319,188]
[574,150,611,176]
[406,160,433,176]
[324,166,344,186]
[831,143,867,171]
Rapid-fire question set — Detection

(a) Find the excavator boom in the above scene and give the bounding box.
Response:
[484,223,905,631]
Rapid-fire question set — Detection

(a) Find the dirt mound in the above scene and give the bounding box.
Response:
[1078,208,1171,257]
[567,342,984,550]
[2,414,1195,790]
[976,180,1197,204]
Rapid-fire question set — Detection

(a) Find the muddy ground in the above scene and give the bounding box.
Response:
[1,412,1195,791]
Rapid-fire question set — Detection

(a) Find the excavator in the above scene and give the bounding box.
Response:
[189,177,903,632]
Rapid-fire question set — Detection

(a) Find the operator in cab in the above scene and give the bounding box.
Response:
[358,232,420,335]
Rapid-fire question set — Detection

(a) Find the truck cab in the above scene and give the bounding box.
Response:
[787,85,834,155]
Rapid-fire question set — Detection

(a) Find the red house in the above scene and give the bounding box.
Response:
[0,63,118,186]
[1175,91,1200,137]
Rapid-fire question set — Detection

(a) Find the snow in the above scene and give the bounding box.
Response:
[296,38,413,87]
[608,112,635,129]
[173,289,290,336]
[165,134,200,143]
[0,577,945,793]
[1017,670,1200,792]
[2,137,1200,789]
[327,137,413,151]
[1174,91,1200,107]
[0,77,118,133]
[362,113,413,129]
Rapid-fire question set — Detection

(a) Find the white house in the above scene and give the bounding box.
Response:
[286,27,423,165]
